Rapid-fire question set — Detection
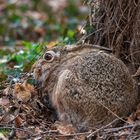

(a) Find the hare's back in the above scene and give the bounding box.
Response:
[69,51,135,103]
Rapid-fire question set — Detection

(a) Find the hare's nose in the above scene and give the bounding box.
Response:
[40,60,46,65]
[35,66,41,72]
[37,67,41,71]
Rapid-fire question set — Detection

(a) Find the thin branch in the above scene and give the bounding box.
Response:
[87,118,119,138]
[104,123,139,133]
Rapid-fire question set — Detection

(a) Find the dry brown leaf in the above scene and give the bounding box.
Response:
[14,83,31,102]
[54,121,75,135]
[127,116,134,124]
[13,81,36,102]
[23,81,35,92]
[15,116,24,127]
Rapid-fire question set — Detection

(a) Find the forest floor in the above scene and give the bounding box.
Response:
[0,74,140,139]
[0,0,140,139]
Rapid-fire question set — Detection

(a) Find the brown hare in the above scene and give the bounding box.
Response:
[33,44,137,131]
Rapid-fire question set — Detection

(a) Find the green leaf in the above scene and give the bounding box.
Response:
[67,30,75,38]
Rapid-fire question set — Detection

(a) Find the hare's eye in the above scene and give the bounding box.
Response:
[43,51,56,62]
[44,53,52,61]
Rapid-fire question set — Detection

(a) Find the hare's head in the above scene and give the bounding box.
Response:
[32,45,78,82]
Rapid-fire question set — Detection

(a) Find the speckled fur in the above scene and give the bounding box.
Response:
[33,46,138,131]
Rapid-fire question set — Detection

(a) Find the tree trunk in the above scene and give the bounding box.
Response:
[84,0,140,75]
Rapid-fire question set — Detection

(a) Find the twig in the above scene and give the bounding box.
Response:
[32,130,92,138]
[66,43,112,53]
[127,124,137,139]
[104,124,137,134]
[32,130,58,137]
[87,118,119,138]
[44,131,91,138]
[87,0,93,26]
[76,28,103,44]
[81,43,112,52]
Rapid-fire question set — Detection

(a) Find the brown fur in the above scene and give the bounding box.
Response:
[33,45,138,131]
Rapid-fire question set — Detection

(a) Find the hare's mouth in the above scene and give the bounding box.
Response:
[39,69,50,83]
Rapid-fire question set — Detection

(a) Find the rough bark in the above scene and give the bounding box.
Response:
[82,0,140,75]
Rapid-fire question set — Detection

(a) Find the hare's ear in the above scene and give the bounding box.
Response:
[65,45,81,52]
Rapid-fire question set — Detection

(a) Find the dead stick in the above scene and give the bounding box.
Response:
[104,124,137,133]
[32,130,58,137]
[42,131,91,138]
[87,118,119,138]
[127,124,137,139]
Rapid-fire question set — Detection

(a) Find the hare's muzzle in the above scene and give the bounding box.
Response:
[33,67,42,81]
[33,59,47,80]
